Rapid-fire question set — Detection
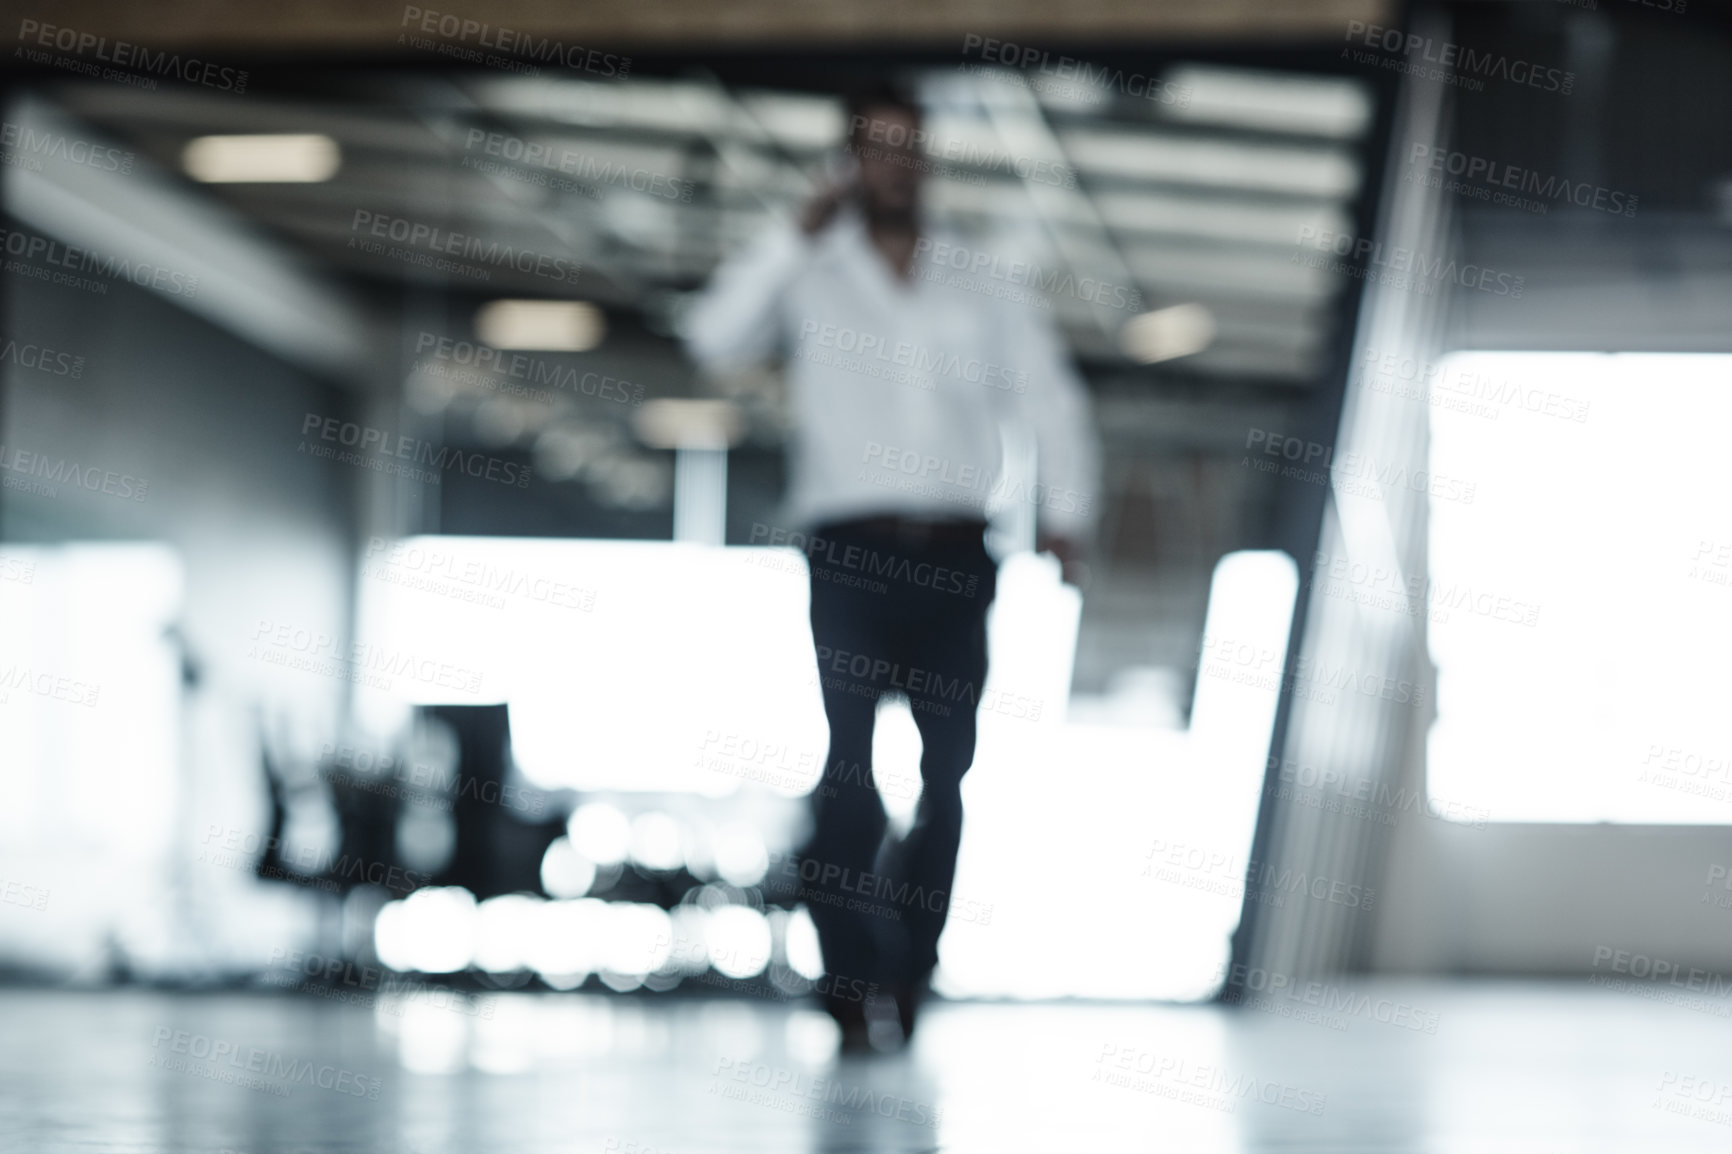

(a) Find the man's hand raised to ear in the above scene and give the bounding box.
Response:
[800,181,853,236]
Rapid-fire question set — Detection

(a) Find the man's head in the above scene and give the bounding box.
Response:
[845,82,924,224]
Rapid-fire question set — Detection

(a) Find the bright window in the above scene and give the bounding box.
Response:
[355,539,1296,997]
[1427,352,1732,823]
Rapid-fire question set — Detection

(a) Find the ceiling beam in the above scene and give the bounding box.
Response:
[9,0,1392,52]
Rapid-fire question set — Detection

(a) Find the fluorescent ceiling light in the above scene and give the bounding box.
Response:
[472,79,840,154]
[1121,303,1217,364]
[1061,129,1360,199]
[1092,190,1351,247]
[473,77,733,137]
[182,134,340,183]
[738,92,846,149]
[1163,65,1373,140]
[1119,244,1334,301]
[633,398,743,450]
[475,299,605,351]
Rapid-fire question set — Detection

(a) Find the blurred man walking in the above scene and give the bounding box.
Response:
[685,82,1098,1051]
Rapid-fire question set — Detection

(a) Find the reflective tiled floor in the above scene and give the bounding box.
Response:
[3,981,1730,1152]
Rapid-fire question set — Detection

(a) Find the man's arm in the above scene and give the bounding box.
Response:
[1004,305,1101,586]
[682,185,848,372]
[682,223,807,371]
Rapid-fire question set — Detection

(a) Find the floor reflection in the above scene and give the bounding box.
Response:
[2,983,1730,1153]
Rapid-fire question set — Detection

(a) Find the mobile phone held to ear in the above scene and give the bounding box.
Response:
[823,149,860,192]
[800,152,860,235]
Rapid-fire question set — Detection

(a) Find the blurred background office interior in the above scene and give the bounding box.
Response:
[4,0,1732,1150]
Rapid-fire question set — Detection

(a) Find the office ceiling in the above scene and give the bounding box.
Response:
[45,62,1374,384]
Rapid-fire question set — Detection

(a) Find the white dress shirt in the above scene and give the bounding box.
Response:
[683,209,1099,539]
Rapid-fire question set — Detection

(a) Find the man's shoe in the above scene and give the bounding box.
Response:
[824,992,874,1055]
[837,1019,874,1055]
[892,976,931,1043]
[864,989,906,1053]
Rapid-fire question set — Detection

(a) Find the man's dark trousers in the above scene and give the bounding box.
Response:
[797,515,997,996]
